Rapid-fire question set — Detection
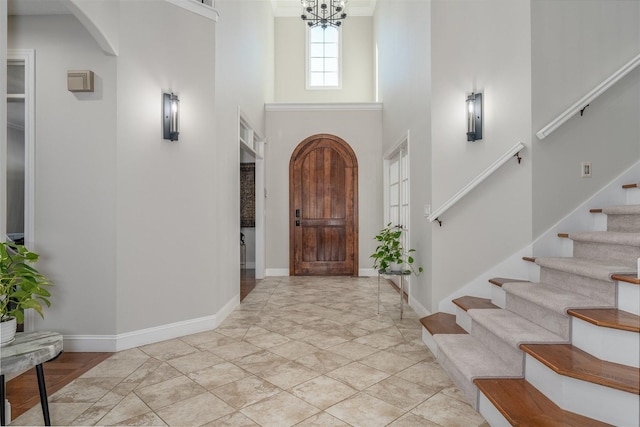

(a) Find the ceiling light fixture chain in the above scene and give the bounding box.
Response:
[301,0,347,29]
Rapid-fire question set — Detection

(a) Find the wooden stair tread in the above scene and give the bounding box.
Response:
[474,378,613,426]
[567,308,640,333]
[622,183,638,189]
[557,233,570,238]
[452,296,498,311]
[612,273,640,285]
[521,343,639,394]
[523,256,536,263]
[420,313,466,335]
[489,277,530,287]
[590,208,603,213]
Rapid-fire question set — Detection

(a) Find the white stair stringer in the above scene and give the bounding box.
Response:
[524,354,639,426]
[571,315,640,368]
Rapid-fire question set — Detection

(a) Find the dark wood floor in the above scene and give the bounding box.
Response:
[5,352,113,420]
[5,269,259,421]
[240,268,258,301]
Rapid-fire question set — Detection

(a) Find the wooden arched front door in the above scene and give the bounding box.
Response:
[290,134,358,276]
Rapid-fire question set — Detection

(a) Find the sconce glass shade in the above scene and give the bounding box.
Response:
[466,92,482,142]
[163,92,179,141]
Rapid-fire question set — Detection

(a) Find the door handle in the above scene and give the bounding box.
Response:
[295,220,301,226]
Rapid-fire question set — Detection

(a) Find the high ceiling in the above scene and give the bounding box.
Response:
[7,0,377,17]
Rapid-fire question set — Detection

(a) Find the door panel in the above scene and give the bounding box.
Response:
[290,135,358,276]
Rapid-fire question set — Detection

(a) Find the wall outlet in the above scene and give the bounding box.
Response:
[581,162,592,178]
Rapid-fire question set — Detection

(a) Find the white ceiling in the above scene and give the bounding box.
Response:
[7,0,376,17]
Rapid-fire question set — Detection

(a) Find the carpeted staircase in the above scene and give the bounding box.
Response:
[421,182,640,426]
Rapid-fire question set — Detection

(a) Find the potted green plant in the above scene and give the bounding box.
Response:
[371,223,423,275]
[0,242,52,346]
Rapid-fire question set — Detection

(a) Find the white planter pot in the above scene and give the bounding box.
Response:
[0,317,17,346]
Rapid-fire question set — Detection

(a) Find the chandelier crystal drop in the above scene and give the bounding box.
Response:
[301,0,347,29]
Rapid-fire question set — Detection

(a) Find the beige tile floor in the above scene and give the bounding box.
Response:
[12,276,488,426]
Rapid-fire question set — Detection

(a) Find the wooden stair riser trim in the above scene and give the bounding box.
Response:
[525,355,639,426]
[452,296,498,311]
[572,316,640,368]
[419,313,466,335]
[622,183,638,189]
[474,378,613,427]
[521,344,639,394]
[488,277,530,287]
[612,273,640,284]
[568,308,640,333]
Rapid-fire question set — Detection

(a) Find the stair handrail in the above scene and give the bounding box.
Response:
[536,52,640,140]
[428,142,525,225]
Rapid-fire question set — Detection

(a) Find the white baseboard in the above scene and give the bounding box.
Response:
[63,294,240,352]
[409,295,431,318]
[265,268,290,276]
[359,268,377,277]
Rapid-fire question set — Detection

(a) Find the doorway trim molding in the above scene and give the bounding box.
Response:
[238,108,265,279]
[7,49,36,331]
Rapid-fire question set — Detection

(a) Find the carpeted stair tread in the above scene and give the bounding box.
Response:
[520,343,640,394]
[568,231,640,246]
[535,257,636,282]
[435,334,522,380]
[488,277,530,287]
[601,204,640,215]
[453,296,498,311]
[502,282,613,315]
[468,309,566,349]
[568,308,640,332]
[420,313,466,335]
[474,378,614,427]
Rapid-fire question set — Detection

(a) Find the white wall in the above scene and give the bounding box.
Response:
[275,17,375,103]
[8,14,118,336]
[429,0,532,312]
[1,0,7,242]
[265,106,383,274]
[531,0,640,237]
[215,0,274,302]
[374,0,432,312]
[115,1,219,334]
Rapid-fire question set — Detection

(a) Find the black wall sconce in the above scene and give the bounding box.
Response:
[466,92,482,142]
[163,92,180,141]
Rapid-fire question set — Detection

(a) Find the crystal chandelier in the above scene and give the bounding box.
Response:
[301,0,347,29]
